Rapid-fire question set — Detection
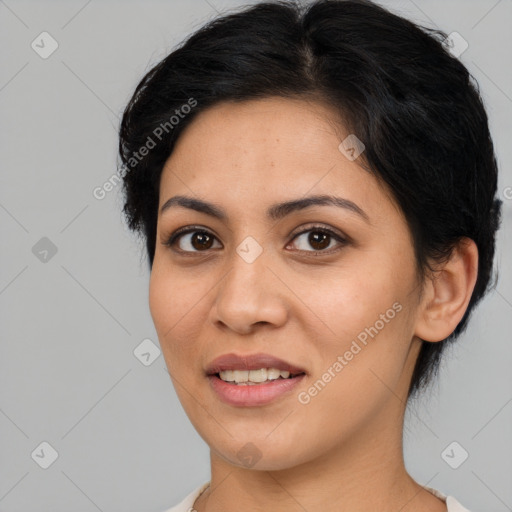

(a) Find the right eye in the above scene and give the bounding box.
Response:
[164,227,222,253]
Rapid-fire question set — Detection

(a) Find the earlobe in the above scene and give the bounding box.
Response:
[414,238,479,343]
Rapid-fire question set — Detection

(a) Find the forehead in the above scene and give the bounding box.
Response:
[158,97,397,224]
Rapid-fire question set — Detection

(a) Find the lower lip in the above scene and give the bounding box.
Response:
[208,374,306,407]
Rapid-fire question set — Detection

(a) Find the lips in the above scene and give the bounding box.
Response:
[205,352,307,376]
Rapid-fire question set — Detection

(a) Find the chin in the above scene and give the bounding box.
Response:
[206,433,315,472]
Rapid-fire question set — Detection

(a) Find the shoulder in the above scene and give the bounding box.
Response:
[160,482,210,512]
[424,486,472,512]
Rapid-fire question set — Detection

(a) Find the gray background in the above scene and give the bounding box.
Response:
[0,0,511,511]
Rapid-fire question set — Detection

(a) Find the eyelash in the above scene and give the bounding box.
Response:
[163,224,348,256]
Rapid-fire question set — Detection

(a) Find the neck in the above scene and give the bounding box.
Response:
[193,394,444,512]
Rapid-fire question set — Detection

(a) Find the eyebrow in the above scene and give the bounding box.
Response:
[160,194,370,223]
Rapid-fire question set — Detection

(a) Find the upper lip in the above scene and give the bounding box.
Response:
[205,352,307,376]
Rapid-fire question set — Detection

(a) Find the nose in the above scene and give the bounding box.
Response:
[210,247,289,335]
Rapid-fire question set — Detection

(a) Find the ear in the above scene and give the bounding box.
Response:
[414,238,479,343]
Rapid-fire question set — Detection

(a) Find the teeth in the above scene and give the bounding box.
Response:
[218,368,296,384]
[232,370,249,383]
[267,368,281,380]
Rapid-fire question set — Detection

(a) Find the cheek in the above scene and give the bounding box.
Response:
[149,266,177,335]
[148,266,207,367]
[296,262,414,388]
[295,263,401,343]
[149,262,206,328]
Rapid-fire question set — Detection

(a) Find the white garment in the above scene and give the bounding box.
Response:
[162,481,472,511]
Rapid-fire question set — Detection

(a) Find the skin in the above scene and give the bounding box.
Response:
[149,97,478,512]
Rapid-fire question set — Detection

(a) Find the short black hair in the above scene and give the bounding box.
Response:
[118,0,502,399]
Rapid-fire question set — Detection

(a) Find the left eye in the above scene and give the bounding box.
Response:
[288,227,346,253]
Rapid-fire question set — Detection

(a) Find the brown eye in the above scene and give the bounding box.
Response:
[165,228,222,252]
[289,227,347,253]
[308,231,330,250]
[190,232,215,250]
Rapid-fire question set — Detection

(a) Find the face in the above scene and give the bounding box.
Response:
[149,97,425,471]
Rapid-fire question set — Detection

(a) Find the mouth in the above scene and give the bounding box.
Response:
[205,353,307,406]
[207,372,306,407]
[205,352,307,379]
[212,368,306,385]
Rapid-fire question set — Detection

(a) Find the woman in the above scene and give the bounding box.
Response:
[118,1,502,510]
